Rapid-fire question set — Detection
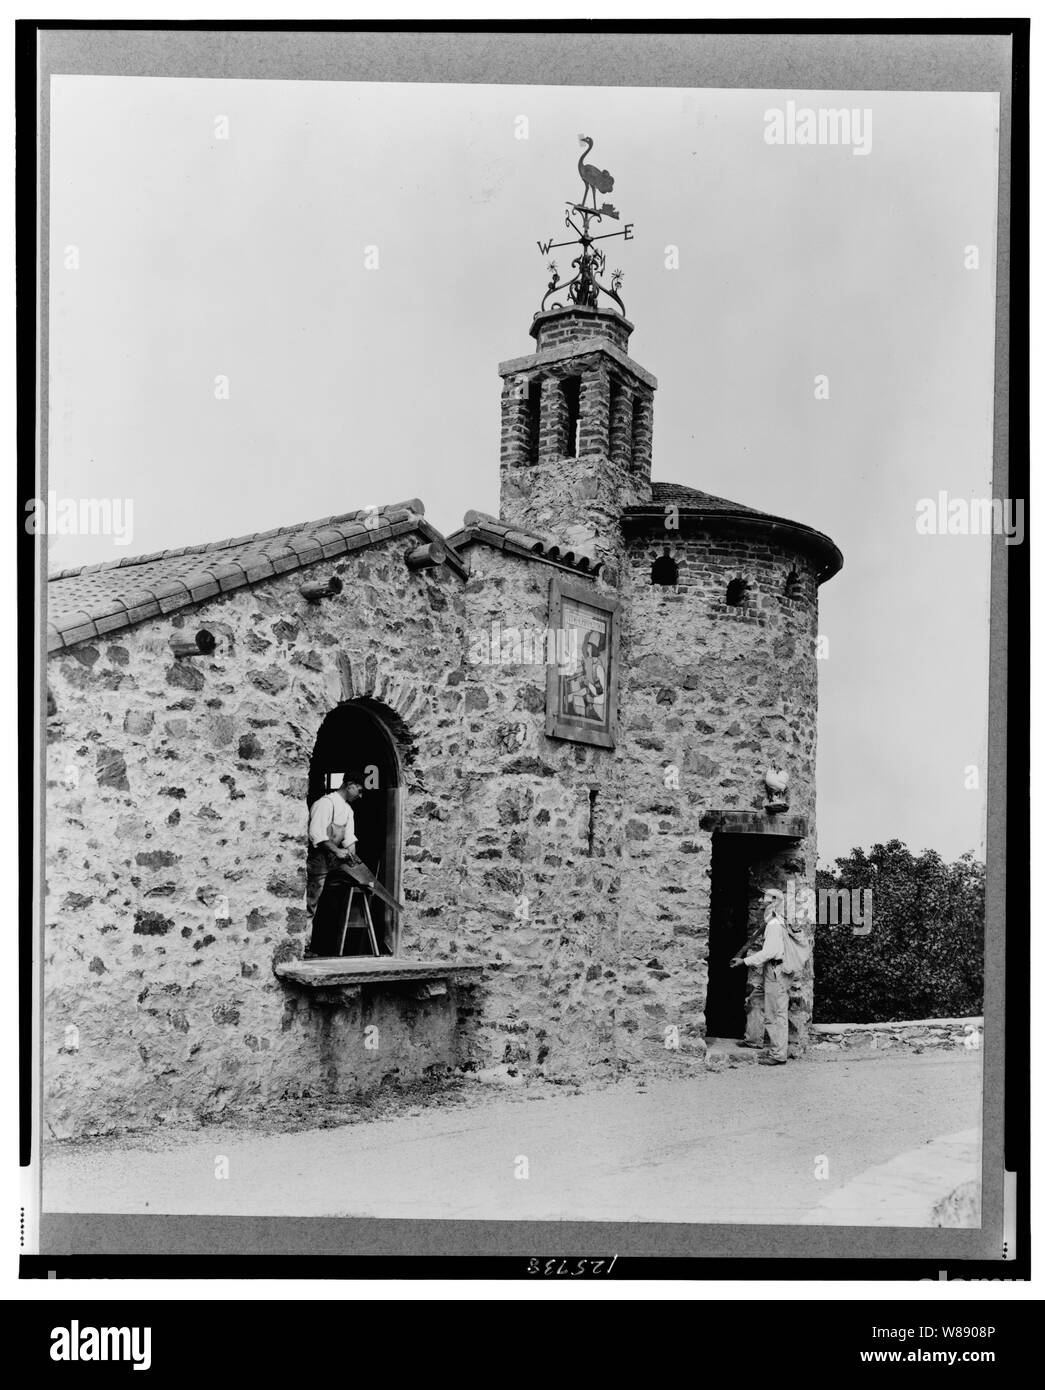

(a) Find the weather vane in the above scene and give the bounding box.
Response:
[536,135,634,316]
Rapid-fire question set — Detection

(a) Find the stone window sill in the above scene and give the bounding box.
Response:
[275,956,484,1002]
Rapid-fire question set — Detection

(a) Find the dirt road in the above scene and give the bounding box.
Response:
[43,1049,982,1226]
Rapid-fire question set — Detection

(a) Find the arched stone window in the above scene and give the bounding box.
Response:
[307,699,406,958]
[651,553,678,586]
[525,379,542,464]
[725,577,749,606]
[561,375,582,458]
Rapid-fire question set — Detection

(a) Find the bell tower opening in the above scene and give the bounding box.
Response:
[562,374,582,458]
[525,379,542,464]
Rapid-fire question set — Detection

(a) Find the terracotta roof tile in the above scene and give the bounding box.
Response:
[186,578,221,603]
[268,551,301,576]
[93,609,132,636]
[122,600,163,626]
[53,609,96,633]
[241,558,276,584]
[157,576,195,595]
[281,534,320,558]
[59,620,99,646]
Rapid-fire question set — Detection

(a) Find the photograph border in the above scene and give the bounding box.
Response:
[19,18,1028,1283]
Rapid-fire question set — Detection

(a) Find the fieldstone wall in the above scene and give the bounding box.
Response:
[44,534,478,1136]
[811,1018,984,1055]
[615,526,822,1061]
[433,546,627,1077]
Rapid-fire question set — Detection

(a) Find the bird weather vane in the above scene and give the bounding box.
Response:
[536,135,634,316]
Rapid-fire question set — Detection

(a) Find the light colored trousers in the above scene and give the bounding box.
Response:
[744,962,789,1061]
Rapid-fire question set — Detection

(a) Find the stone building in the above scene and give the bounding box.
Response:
[44,253,842,1138]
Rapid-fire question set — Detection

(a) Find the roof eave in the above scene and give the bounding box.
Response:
[622,506,843,585]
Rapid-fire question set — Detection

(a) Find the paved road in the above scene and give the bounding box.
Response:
[44,1051,981,1226]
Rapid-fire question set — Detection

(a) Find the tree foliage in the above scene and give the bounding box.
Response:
[812,840,984,1023]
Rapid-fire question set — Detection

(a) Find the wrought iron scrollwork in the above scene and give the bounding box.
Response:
[535,136,633,316]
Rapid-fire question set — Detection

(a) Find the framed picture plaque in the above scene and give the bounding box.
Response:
[545,576,620,749]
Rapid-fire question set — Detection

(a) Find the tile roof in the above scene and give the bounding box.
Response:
[47,500,467,653]
[445,511,603,576]
[647,481,766,514]
[629,481,844,583]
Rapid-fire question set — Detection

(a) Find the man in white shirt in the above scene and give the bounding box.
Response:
[731,917,768,1051]
[305,775,364,922]
[733,889,790,1066]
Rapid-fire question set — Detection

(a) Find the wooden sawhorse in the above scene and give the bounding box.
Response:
[336,881,381,957]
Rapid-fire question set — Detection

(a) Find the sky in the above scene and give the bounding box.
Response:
[46,77,1000,866]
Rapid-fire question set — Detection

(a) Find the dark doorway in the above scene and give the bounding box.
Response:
[705,832,806,1039]
[307,700,402,957]
[705,835,759,1038]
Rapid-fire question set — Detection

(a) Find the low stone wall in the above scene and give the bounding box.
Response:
[47,975,484,1140]
[810,1017,983,1055]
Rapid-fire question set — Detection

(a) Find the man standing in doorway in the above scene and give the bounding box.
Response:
[731,912,769,1051]
[305,774,364,923]
[733,888,790,1066]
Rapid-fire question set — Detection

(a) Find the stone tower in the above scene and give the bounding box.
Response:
[495,133,656,572]
[497,305,656,573]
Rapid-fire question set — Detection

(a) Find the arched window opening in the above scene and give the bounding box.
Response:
[561,375,582,458]
[630,394,645,469]
[651,553,678,586]
[725,577,749,606]
[784,568,801,599]
[525,379,542,464]
[306,701,404,959]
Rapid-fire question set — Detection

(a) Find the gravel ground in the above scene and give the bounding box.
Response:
[43,1049,982,1226]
